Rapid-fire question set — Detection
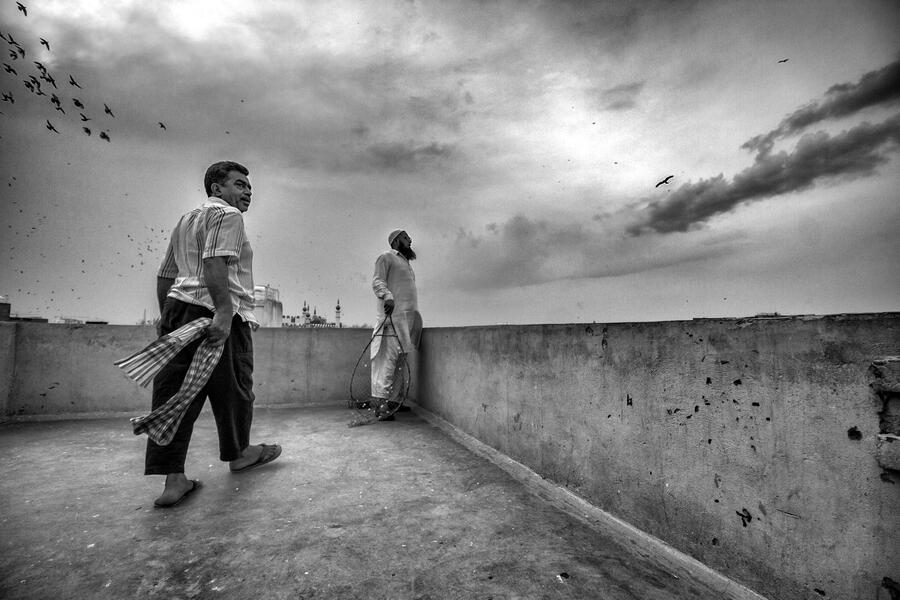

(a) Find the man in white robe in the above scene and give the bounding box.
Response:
[369,229,422,417]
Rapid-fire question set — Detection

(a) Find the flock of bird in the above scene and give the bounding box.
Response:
[1,2,174,320]
[0,5,125,141]
[2,3,168,141]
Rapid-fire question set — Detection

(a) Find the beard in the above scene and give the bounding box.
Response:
[398,245,417,261]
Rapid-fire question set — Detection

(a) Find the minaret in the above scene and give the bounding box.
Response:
[335,299,341,328]
[302,300,310,325]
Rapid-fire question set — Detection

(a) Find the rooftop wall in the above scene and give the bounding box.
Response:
[0,322,371,418]
[417,314,900,600]
[1,315,898,599]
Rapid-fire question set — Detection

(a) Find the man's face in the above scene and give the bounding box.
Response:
[213,170,252,213]
[396,232,412,250]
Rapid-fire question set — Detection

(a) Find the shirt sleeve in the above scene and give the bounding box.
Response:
[372,253,393,301]
[202,207,244,260]
[157,231,178,278]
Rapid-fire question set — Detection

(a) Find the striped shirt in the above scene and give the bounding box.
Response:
[159,198,258,325]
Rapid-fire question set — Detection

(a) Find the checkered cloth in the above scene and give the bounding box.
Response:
[115,317,224,446]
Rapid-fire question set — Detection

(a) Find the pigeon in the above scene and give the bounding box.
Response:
[103,103,114,117]
[2,63,15,75]
[82,127,91,136]
[42,73,56,88]
[777,58,789,63]
[68,74,81,88]
[79,112,90,121]
[33,60,46,73]
[158,122,166,130]
[45,120,58,133]
[16,2,27,17]
[99,131,110,142]
[72,98,84,109]
[39,38,49,51]
[50,93,60,106]
[655,175,674,188]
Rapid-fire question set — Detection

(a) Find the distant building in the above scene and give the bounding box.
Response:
[283,299,342,328]
[253,284,284,328]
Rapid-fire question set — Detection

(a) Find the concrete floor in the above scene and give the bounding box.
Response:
[1,406,746,600]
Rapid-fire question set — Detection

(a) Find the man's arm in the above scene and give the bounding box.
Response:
[156,277,174,314]
[203,256,234,346]
[372,254,394,315]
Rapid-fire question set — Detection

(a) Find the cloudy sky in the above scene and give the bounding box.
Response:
[1,0,898,327]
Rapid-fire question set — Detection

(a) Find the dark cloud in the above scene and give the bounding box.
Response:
[743,57,900,155]
[442,214,732,290]
[365,140,455,171]
[592,81,645,111]
[628,113,900,235]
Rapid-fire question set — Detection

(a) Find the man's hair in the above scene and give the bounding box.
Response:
[204,161,249,196]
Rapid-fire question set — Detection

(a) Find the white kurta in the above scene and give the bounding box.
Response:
[370,250,421,398]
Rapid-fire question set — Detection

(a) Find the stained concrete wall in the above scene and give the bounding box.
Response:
[2,315,898,599]
[417,314,900,600]
[0,322,372,419]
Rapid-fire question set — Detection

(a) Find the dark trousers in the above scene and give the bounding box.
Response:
[145,299,255,475]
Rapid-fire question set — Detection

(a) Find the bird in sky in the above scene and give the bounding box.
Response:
[45,120,58,133]
[158,122,166,130]
[50,93,60,106]
[33,60,46,73]
[79,112,90,121]
[104,103,114,117]
[72,98,84,109]
[655,175,675,187]
[82,127,91,136]
[777,58,789,63]
[1,91,13,104]
[16,2,27,17]
[39,38,49,51]
[41,72,56,88]
[2,63,15,75]
[54,104,65,114]
[99,131,110,142]
[68,74,81,88]
[6,33,19,46]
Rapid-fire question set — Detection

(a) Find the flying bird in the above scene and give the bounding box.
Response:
[655,175,674,188]
[50,93,60,106]
[158,122,166,130]
[103,103,114,117]
[99,131,110,142]
[41,73,56,88]
[2,63,15,75]
[33,60,46,73]
[16,2,27,17]
[45,120,58,133]
[1,91,13,104]
[72,98,84,109]
[79,112,90,121]
[39,38,49,51]
[777,58,789,63]
[67,74,81,88]
[54,104,65,114]
[82,127,91,136]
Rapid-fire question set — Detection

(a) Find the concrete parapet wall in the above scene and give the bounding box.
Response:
[0,323,371,419]
[417,314,900,600]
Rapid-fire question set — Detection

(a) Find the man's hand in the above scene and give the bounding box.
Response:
[206,311,232,346]
[383,298,395,315]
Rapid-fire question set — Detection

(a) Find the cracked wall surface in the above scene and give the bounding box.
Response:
[419,313,900,600]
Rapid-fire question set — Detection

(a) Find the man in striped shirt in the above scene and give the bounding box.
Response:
[148,161,281,508]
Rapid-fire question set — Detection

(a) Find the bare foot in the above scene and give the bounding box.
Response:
[229,443,282,472]
[229,445,263,471]
[154,473,197,507]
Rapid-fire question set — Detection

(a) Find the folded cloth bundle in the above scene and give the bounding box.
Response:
[115,317,223,446]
